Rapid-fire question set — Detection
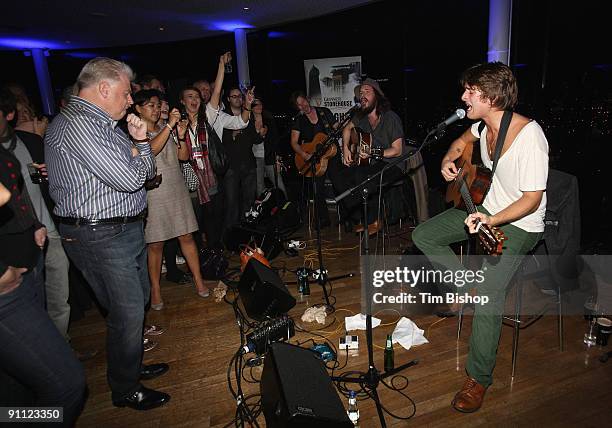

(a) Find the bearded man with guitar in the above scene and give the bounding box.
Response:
[412,62,549,413]
[339,78,406,235]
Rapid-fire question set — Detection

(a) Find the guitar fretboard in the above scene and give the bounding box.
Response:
[458,178,477,214]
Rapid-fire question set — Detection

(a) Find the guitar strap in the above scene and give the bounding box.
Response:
[491,110,513,177]
[315,107,333,134]
[477,110,513,177]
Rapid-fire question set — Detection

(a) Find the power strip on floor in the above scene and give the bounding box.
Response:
[339,334,359,350]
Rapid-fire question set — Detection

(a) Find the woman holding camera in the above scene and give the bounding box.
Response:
[132,89,210,310]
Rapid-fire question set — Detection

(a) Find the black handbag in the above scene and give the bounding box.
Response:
[202,115,229,176]
[199,248,228,280]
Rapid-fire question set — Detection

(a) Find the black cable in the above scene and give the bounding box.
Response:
[241,360,259,384]
[224,296,263,427]
[371,375,417,421]
[332,369,417,422]
[331,344,350,374]
[333,370,369,399]
[294,325,344,372]
[234,320,260,427]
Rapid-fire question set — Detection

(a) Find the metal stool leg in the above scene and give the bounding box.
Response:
[511,280,523,378]
[557,285,564,351]
[381,199,388,256]
[336,203,341,241]
[457,304,464,340]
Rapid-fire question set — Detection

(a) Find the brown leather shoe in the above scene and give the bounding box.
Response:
[367,220,381,236]
[452,377,487,413]
[355,221,381,235]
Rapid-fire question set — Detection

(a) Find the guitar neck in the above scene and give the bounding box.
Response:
[458,179,478,214]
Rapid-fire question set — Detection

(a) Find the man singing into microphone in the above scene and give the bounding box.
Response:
[339,78,405,235]
[412,62,549,412]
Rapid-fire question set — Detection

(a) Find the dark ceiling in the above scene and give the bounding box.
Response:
[1,0,378,50]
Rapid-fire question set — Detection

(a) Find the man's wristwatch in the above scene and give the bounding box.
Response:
[370,147,384,160]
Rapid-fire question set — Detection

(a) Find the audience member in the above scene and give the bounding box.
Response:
[0,87,86,423]
[132,89,211,309]
[180,52,252,248]
[222,87,258,231]
[252,97,286,196]
[45,57,170,410]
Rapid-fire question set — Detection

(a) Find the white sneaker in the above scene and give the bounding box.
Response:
[143,338,157,352]
[176,256,186,265]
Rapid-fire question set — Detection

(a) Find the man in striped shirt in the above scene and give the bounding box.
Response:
[45,57,170,410]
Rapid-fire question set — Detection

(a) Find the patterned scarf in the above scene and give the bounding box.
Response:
[185,117,217,204]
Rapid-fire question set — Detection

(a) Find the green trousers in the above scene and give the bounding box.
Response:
[412,207,541,387]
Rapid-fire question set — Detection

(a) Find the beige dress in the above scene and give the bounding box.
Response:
[144,131,198,243]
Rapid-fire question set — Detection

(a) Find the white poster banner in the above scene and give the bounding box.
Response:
[304,56,362,123]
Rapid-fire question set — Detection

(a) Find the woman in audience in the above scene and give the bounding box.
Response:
[180,52,253,249]
[252,98,286,196]
[5,83,48,138]
[157,94,191,284]
[132,89,210,310]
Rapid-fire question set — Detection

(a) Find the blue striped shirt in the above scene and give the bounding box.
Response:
[45,96,156,219]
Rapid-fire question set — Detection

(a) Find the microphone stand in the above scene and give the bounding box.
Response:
[300,111,357,311]
[331,127,442,427]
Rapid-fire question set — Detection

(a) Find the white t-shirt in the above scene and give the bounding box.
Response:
[471,120,549,233]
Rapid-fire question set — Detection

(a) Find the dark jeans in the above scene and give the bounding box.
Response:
[0,254,86,425]
[333,162,404,224]
[59,221,149,401]
[223,167,257,231]
[192,193,224,249]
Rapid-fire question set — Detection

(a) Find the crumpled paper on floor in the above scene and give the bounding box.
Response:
[301,306,328,324]
[344,313,381,331]
[392,317,429,351]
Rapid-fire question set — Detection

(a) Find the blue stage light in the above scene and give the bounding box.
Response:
[208,21,254,32]
[0,37,65,49]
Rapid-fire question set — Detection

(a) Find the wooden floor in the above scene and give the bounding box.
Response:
[70,225,612,427]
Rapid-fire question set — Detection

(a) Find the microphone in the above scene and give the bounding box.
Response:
[348,102,362,114]
[436,108,466,130]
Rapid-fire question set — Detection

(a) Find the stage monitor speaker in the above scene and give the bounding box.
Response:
[224,199,300,261]
[225,224,284,260]
[238,259,296,321]
[261,342,353,428]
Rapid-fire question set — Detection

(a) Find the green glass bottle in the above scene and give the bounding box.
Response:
[384,334,394,372]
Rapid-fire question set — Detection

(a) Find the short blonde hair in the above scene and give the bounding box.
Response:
[77,57,134,91]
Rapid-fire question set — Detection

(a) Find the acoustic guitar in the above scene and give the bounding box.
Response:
[347,128,383,166]
[445,141,507,255]
[294,132,337,177]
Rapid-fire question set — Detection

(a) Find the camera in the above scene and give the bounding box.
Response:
[180,110,188,121]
